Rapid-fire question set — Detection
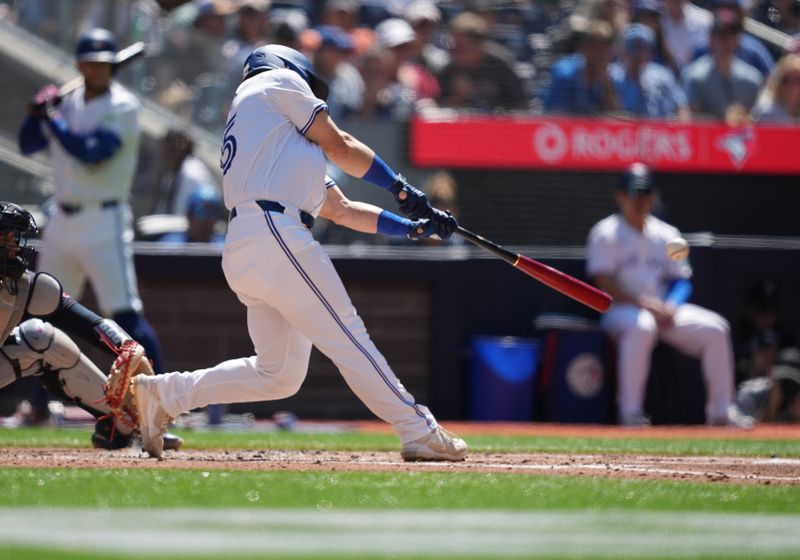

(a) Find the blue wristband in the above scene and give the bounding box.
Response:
[377,210,413,237]
[362,154,398,190]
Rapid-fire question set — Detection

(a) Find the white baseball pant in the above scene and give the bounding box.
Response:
[151,201,438,444]
[601,303,735,422]
[37,204,142,315]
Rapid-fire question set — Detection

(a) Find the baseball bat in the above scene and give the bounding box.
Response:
[57,41,147,97]
[456,226,613,313]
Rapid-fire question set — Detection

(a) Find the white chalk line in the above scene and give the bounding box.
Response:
[1,509,799,557]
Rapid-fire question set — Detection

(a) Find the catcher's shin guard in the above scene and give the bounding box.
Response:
[13,319,135,435]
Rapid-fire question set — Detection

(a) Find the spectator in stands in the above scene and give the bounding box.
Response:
[312,25,365,121]
[437,11,528,112]
[631,0,681,76]
[544,20,620,115]
[734,280,794,382]
[682,8,763,123]
[586,162,752,428]
[357,44,416,119]
[320,0,374,57]
[379,19,440,105]
[403,0,450,74]
[222,0,272,76]
[661,0,713,70]
[159,0,234,88]
[752,53,800,123]
[753,0,800,35]
[159,186,225,245]
[736,346,800,423]
[611,23,690,119]
[151,129,218,216]
[570,0,628,42]
[692,0,775,78]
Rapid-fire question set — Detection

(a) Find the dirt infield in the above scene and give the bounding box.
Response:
[1,423,798,485]
[1,447,799,485]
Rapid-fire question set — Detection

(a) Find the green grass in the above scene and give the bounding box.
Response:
[1,468,799,512]
[1,426,798,458]
[1,426,799,559]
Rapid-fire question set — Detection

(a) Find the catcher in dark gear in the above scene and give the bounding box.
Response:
[0,202,181,451]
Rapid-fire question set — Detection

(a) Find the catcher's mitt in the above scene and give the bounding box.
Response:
[104,340,155,430]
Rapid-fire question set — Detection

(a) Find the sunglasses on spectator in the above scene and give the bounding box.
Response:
[781,74,800,86]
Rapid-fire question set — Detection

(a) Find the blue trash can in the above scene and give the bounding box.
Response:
[539,328,612,424]
[468,336,540,421]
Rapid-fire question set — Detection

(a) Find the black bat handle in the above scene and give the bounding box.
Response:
[456,226,519,266]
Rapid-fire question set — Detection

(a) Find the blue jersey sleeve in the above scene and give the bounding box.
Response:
[18,115,48,155]
[44,117,122,164]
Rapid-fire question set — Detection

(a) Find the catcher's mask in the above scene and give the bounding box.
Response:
[0,202,38,294]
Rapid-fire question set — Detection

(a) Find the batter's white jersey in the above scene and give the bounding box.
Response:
[149,66,440,446]
[586,214,691,301]
[221,68,328,216]
[45,83,140,204]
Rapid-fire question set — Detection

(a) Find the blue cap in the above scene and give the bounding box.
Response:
[75,28,117,63]
[618,162,654,195]
[186,186,223,219]
[317,25,354,51]
[623,23,656,53]
[633,0,660,13]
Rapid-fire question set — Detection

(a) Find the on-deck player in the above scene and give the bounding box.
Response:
[0,201,180,450]
[586,162,753,427]
[132,45,468,460]
[17,28,163,373]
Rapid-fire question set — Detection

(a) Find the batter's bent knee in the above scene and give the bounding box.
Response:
[254,363,305,399]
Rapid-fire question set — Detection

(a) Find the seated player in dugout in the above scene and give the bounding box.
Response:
[0,202,181,451]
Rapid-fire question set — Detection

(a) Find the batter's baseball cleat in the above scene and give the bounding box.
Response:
[401,427,468,461]
[131,374,171,458]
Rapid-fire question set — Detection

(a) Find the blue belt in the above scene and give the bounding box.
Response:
[229,200,315,229]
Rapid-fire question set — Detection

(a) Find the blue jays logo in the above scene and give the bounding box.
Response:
[220,113,237,176]
[716,128,756,168]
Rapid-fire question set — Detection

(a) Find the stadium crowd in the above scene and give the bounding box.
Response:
[4,0,800,133]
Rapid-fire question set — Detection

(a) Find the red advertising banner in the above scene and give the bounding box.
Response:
[410,115,800,174]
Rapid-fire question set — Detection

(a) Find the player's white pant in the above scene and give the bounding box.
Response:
[38,203,142,315]
[152,201,438,444]
[601,303,734,423]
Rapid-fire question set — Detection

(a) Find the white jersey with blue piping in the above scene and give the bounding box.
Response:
[45,83,139,205]
[221,68,329,217]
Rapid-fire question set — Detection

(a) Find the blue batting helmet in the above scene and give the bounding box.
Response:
[618,162,654,196]
[242,45,329,100]
[75,28,117,63]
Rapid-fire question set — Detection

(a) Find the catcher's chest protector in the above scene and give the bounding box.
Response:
[0,272,30,346]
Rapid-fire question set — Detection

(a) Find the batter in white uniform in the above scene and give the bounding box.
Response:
[18,28,163,372]
[133,45,467,460]
[586,163,751,427]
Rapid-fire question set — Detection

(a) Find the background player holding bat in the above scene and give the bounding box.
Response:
[586,163,753,428]
[16,28,163,382]
[0,201,178,450]
[130,44,467,460]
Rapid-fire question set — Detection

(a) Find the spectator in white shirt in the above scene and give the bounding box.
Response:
[661,0,713,68]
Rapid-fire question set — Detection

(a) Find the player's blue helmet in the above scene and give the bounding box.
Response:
[618,162,654,196]
[75,28,117,63]
[242,45,330,101]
